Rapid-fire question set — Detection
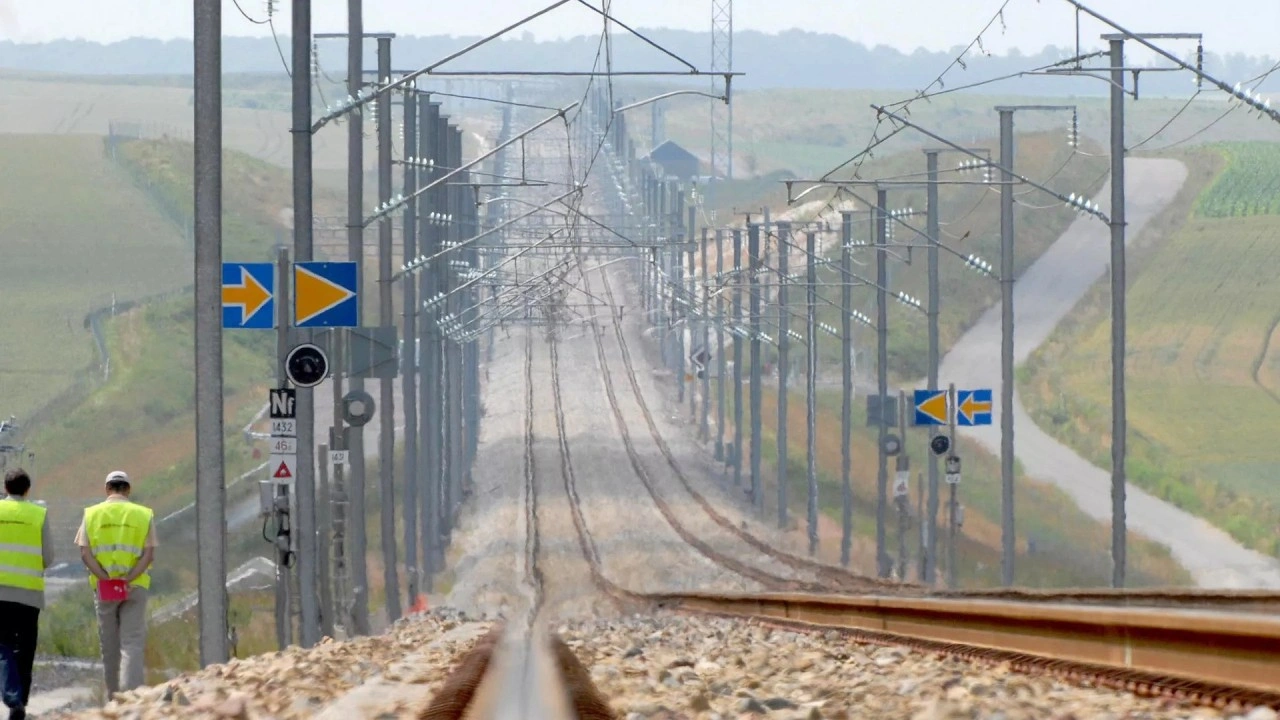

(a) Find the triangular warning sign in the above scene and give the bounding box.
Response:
[273,461,293,479]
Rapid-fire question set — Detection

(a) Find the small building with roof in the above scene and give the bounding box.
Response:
[645,140,701,180]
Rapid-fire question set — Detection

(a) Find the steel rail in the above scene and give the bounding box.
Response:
[649,591,1280,707]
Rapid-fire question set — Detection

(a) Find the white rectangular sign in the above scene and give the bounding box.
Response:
[330,450,349,466]
[269,436,298,454]
[270,419,297,436]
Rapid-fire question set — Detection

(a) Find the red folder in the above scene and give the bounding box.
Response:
[97,579,129,602]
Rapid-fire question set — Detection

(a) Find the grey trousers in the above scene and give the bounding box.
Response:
[95,586,148,696]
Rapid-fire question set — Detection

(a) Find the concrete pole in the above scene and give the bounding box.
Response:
[675,190,687,402]
[463,166,481,479]
[999,108,1016,587]
[839,212,854,568]
[875,189,890,579]
[1109,37,1128,589]
[775,221,791,529]
[641,175,651,319]
[700,227,711,441]
[947,383,959,589]
[731,229,744,488]
[375,35,402,625]
[316,443,333,637]
[446,127,465,538]
[330,375,348,626]
[441,126,457,541]
[688,219,698,422]
[748,223,764,512]
[715,228,726,462]
[418,97,439,591]
[273,249,293,649]
[657,181,669,368]
[345,2,370,637]
[805,230,819,556]
[400,89,420,606]
[433,113,449,552]
[426,109,446,574]
[290,0,319,648]
[924,150,941,585]
[896,388,910,580]
[193,0,228,665]
[688,206,698,423]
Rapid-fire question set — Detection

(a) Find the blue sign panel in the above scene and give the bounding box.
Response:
[913,389,948,426]
[956,389,993,426]
[221,263,275,329]
[294,261,359,328]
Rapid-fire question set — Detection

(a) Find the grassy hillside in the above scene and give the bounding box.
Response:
[19,136,293,556]
[26,134,417,666]
[0,134,192,421]
[1020,144,1280,557]
[0,75,345,177]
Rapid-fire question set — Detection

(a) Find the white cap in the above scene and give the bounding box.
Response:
[105,470,130,485]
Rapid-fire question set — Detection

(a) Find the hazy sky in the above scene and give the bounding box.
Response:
[0,0,1276,58]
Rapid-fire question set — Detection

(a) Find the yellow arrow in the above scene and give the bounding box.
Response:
[222,268,272,322]
[918,391,948,424]
[959,393,992,423]
[295,265,356,325]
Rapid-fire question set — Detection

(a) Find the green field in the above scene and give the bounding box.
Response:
[1021,144,1280,556]
[0,134,192,420]
[0,72,498,197]
[1195,142,1280,217]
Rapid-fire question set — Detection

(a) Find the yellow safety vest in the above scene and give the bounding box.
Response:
[0,498,47,592]
[84,500,153,590]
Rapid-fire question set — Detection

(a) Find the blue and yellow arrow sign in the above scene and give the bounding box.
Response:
[222,263,275,329]
[957,389,993,426]
[913,389,948,426]
[294,262,359,328]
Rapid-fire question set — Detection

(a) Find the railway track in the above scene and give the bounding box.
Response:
[412,254,1280,718]
[590,251,903,594]
[418,327,620,718]
[571,255,829,594]
[60,267,1280,719]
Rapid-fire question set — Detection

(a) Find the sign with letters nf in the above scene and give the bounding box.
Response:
[269,388,297,420]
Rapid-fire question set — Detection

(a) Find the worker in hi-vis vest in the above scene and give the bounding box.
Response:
[0,468,53,720]
[76,471,156,698]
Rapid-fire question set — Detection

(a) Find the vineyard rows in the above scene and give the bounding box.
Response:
[1195,142,1280,218]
